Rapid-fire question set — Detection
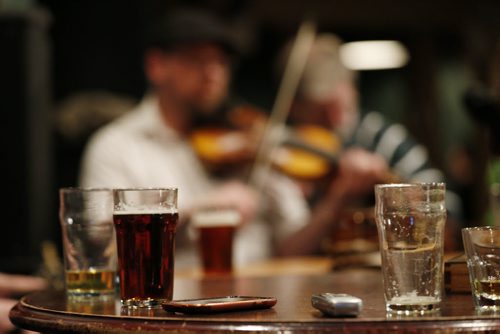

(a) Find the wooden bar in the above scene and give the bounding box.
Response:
[9,263,500,333]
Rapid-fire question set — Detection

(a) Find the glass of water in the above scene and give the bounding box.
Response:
[374,183,446,315]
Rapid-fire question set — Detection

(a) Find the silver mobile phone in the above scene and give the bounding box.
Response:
[311,293,362,317]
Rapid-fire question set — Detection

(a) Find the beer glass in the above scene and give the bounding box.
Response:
[375,183,446,314]
[462,226,500,311]
[191,207,240,275]
[59,188,116,299]
[113,188,178,307]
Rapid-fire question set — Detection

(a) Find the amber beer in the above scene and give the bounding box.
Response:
[65,269,116,297]
[192,208,240,275]
[113,211,178,306]
[59,188,116,299]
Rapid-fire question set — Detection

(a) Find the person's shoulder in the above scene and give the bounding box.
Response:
[88,99,154,143]
[359,110,387,125]
[358,110,409,134]
[354,110,389,136]
[86,111,133,144]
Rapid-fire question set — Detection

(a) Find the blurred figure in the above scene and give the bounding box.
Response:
[277,34,462,253]
[463,35,500,227]
[79,8,311,267]
[446,144,479,226]
[0,272,46,333]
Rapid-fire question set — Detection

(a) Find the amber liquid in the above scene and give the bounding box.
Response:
[113,212,178,305]
[473,279,500,308]
[199,226,234,274]
[66,269,115,297]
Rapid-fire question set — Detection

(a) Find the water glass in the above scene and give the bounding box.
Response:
[375,183,446,314]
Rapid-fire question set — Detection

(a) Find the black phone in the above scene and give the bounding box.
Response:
[161,296,277,314]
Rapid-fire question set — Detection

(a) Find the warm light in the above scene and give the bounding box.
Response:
[339,40,409,70]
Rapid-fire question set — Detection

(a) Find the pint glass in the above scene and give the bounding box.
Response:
[113,188,178,307]
[191,207,240,275]
[59,188,116,299]
[375,183,446,314]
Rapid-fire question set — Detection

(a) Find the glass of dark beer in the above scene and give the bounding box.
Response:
[113,188,178,308]
[191,207,240,275]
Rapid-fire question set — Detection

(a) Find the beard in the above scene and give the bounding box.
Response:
[188,97,232,129]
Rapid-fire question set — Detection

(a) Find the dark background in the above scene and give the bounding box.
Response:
[1,0,499,274]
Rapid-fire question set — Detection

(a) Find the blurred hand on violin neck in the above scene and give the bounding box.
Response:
[195,180,259,225]
[327,148,392,200]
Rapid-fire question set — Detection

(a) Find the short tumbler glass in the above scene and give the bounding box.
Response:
[462,226,500,311]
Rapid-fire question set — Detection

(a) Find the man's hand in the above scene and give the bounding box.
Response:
[199,181,259,224]
[332,148,391,197]
[0,273,47,333]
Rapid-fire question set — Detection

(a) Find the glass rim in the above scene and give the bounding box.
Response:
[59,187,112,193]
[462,226,500,232]
[113,187,178,192]
[375,182,445,189]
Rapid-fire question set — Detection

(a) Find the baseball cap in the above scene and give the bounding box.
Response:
[145,8,239,55]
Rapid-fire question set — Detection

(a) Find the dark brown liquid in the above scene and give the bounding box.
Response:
[199,226,234,274]
[113,212,178,302]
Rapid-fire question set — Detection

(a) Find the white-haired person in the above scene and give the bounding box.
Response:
[279,33,463,252]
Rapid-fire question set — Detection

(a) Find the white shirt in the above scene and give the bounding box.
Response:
[79,95,310,268]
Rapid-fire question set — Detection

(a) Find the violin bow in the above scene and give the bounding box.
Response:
[249,20,316,191]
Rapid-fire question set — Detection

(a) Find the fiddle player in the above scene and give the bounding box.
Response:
[79,8,312,267]
[276,34,462,254]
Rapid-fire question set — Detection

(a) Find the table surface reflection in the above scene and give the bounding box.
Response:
[10,263,500,333]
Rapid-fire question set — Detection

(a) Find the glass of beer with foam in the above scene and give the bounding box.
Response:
[113,188,178,308]
[191,206,241,275]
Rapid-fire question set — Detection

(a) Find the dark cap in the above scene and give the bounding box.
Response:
[145,8,239,55]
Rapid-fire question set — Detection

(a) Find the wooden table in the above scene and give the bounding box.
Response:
[9,259,500,333]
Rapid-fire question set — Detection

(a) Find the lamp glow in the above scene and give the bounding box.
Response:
[340,40,409,70]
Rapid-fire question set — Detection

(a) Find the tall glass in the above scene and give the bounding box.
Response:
[59,188,116,299]
[374,183,446,315]
[113,188,178,308]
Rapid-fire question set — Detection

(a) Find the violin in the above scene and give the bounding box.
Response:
[189,104,343,181]
[274,124,342,180]
[189,104,266,176]
[190,20,400,266]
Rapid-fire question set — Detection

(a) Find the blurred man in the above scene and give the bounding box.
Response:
[79,8,311,266]
[278,34,462,253]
